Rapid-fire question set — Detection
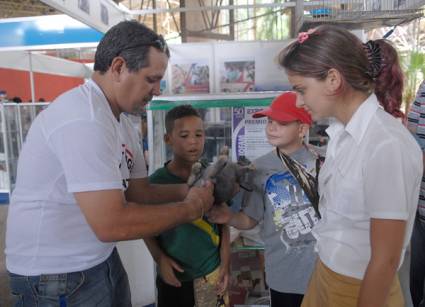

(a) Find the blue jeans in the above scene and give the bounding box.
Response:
[9,248,131,307]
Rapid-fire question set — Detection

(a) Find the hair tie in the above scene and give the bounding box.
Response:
[297,28,316,44]
[363,40,382,79]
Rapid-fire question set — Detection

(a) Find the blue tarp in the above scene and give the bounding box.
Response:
[0,15,103,50]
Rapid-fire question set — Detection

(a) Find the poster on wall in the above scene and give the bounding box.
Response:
[171,62,210,94]
[221,61,255,93]
[232,106,273,162]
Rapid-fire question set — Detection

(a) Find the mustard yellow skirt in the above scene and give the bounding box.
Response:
[301,260,404,307]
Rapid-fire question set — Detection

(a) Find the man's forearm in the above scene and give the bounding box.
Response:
[100,200,201,242]
[220,225,231,269]
[144,237,163,263]
[76,184,213,243]
[126,178,188,204]
[143,184,189,204]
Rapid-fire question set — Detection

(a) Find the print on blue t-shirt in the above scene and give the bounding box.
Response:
[265,171,318,252]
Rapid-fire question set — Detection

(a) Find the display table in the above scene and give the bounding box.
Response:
[229,236,269,307]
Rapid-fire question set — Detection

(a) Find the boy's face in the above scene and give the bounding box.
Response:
[165,116,205,164]
[266,118,307,149]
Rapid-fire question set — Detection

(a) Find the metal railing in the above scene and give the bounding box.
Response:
[304,0,425,21]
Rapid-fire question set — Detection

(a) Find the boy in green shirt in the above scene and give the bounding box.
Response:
[146,105,230,307]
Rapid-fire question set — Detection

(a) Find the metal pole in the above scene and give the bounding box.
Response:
[0,105,11,193]
[229,0,235,40]
[28,52,36,104]
[180,0,187,42]
[16,106,23,151]
[152,0,158,32]
[295,0,304,35]
[131,2,297,15]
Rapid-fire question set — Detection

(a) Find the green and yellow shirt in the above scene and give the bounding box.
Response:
[149,164,221,281]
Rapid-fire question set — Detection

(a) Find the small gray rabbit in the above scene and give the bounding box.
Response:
[187,146,255,204]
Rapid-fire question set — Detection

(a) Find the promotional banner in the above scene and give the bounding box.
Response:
[232,106,273,162]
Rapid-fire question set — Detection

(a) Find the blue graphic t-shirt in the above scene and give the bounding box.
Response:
[242,147,319,294]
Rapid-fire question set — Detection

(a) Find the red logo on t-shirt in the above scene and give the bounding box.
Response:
[120,144,134,189]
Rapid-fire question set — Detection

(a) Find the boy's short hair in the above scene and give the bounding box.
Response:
[165,105,201,133]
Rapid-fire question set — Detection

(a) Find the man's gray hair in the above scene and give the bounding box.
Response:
[94,20,170,74]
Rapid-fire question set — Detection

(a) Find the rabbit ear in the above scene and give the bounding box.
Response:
[219,146,229,156]
[237,155,252,166]
[205,156,228,179]
[187,162,203,187]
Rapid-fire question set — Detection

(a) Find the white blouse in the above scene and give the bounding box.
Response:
[314,94,422,280]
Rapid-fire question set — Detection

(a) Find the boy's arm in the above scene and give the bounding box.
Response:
[229,212,258,230]
[144,236,163,263]
[217,224,231,295]
[208,203,258,230]
[220,225,230,271]
[144,237,184,287]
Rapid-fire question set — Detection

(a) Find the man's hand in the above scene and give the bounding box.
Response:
[158,254,184,288]
[207,203,233,224]
[185,180,214,220]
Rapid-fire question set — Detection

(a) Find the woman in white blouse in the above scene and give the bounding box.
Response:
[278,24,422,307]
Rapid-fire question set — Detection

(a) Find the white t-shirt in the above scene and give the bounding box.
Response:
[314,94,422,280]
[5,79,147,275]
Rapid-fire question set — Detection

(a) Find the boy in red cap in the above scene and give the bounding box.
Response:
[209,91,320,307]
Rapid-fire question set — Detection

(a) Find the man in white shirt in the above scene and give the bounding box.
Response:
[5,21,214,307]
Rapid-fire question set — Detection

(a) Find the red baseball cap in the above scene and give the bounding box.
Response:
[253,91,312,125]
